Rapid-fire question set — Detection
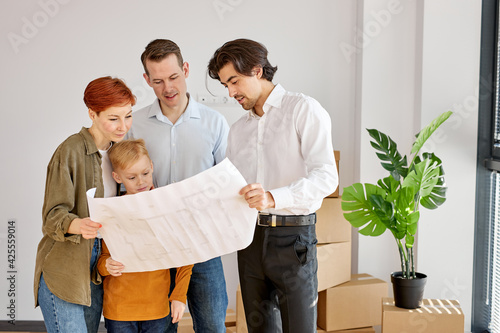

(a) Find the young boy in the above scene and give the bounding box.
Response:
[97,138,193,332]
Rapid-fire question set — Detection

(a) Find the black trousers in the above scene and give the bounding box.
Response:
[237,224,318,333]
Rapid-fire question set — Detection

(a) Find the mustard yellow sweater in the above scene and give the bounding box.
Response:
[98,241,193,321]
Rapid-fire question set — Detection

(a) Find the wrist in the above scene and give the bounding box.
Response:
[266,192,276,209]
[67,218,82,234]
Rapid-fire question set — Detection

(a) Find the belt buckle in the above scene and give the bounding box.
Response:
[257,213,268,227]
[257,213,277,227]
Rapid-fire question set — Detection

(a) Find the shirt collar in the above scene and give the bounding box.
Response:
[264,84,285,110]
[79,127,99,156]
[246,84,285,121]
[147,93,200,123]
[183,93,201,120]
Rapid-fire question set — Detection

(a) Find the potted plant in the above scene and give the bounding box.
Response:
[341,111,453,309]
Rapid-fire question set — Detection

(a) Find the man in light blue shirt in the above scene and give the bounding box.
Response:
[129,90,228,188]
[127,39,229,333]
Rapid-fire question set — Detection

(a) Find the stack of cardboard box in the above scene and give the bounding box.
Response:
[316,153,351,293]
[315,151,388,332]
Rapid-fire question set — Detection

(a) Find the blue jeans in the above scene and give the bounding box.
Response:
[38,239,103,333]
[166,257,228,333]
[105,316,168,333]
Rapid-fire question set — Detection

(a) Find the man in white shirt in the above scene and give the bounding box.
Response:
[128,39,229,333]
[208,39,338,333]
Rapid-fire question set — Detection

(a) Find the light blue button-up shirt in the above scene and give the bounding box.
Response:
[127,95,229,188]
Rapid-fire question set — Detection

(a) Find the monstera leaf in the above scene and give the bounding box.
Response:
[403,153,446,209]
[341,183,388,237]
[418,153,447,209]
[403,159,439,197]
[377,175,401,199]
[404,211,420,248]
[367,129,408,180]
[411,111,453,155]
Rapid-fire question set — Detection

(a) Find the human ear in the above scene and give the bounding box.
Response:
[183,62,190,79]
[88,109,97,121]
[112,171,122,184]
[143,73,152,87]
[253,66,263,79]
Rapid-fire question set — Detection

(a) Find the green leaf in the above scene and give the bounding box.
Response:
[369,194,396,230]
[420,153,447,209]
[409,153,447,209]
[411,111,453,155]
[341,183,388,237]
[367,129,408,180]
[406,211,420,235]
[390,186,416,239]
[403,159,440,198]
[377,176,401,198]
[421,190,447,209]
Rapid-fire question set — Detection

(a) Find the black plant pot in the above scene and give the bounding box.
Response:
[391,271,427,309]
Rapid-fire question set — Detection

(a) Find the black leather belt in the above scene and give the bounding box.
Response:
[257,213,316,227]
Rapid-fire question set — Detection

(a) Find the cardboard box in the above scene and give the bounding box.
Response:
[226,326,237,332]
[316,196,352,244]
[236,285,248,333]
[317,242,351,292]
[225,309,236,327]
[178,313,194,333]
[327,150,341,197]
[381,297,464,333]
[317,274,388,331]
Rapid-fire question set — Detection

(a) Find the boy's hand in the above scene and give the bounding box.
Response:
[170,300,186,323]
[105,257,125,276]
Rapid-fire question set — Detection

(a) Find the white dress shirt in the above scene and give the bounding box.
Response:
[226,84,338,216]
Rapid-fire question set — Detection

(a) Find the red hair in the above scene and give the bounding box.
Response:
[83,76,136,112]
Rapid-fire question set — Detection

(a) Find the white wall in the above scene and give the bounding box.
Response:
[355,0,481,332]
[418,1,481,332]
[0,0,357,321]
[357,0,421,282]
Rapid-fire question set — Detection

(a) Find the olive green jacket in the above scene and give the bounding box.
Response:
[34,127,104,307]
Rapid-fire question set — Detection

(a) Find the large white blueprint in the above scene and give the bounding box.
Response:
[87,158,257,272]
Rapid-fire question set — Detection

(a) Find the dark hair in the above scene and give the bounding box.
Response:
[83,76,136,112]
[208,39,277,81]
[141,39,184,76]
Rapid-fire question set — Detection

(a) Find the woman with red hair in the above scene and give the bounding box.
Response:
[34,76,136,333]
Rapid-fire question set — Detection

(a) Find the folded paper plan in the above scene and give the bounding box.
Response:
[87,158,257,272]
